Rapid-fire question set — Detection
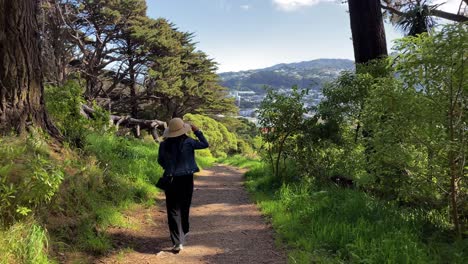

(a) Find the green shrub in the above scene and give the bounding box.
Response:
[0,135,64,225]
[215,116,259,155]
[196,150,217,169]
[45,80,110,147]
[319,25,468,234]
[257,86,309,182]
[184,114,238,157]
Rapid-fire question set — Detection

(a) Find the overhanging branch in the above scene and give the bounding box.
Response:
[430,9,468,22]
[381,3,468,22]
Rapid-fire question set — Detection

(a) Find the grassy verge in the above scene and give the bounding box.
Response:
[221,156,468,264]
[219,154,262,169]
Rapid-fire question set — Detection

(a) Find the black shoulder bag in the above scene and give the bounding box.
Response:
[155,173,173,190]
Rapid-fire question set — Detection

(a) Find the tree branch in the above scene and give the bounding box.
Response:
[430,9,468,22]
[381,2,468,22]
[380,3,406,17]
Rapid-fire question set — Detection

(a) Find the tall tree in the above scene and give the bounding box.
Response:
[144,19,236,120]
[59,0,129,100]
[104,0,149,117]
[348,0,389,64]
[0,0,59,136]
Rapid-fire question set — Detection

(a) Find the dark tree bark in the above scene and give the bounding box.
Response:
[0,0,60,136]
[348,0,388,64]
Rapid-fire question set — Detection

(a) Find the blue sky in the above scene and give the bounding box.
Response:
[147,0,463,73]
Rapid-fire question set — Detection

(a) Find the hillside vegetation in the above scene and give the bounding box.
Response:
[222,24,467,263]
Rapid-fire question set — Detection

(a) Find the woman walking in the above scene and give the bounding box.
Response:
[157,117,209,253]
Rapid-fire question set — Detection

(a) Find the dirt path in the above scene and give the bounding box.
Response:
[94,164,286,264]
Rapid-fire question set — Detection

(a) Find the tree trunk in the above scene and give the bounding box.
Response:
[348,0,388,64]
[0,0,60,136]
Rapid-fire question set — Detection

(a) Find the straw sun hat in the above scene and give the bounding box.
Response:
[163,118,191,138]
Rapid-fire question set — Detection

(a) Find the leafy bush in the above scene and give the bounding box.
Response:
[184,113,238,157]
[45,80,110,147]
[318,24,467,234]
[215,116,260,156]
[0,134,64,225]
[257,86,309,181]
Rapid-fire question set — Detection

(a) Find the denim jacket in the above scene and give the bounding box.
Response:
[158,130,209,177]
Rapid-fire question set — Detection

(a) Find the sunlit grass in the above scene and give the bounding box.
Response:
[0,220,50,264]
[219,154,262,169]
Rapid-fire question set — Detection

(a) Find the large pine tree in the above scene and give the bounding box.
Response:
[0,0,59,136]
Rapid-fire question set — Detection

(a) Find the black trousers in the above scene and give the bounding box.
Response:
[164,174,194,245]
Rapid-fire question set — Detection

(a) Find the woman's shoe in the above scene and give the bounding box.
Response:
[172,244,183,253]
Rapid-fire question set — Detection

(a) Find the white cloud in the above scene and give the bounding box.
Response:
[240,4,251,10]
[273,0,334,11]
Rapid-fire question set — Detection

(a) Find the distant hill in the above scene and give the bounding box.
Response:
[219,59,354,94]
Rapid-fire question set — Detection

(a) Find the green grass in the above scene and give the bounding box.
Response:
[223,156,468,264]
[52,133,163,251]
[196,148,217,169]
[0,220,51,264]
[219,154,262,168]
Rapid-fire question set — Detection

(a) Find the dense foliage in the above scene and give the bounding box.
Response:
[0,134,64,226]
[1,0,466,262]
[256,24,467,241]
[183,114,238,158]
[257,86,310,181]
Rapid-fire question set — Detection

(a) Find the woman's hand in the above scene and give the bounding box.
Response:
[190,124,199,132]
